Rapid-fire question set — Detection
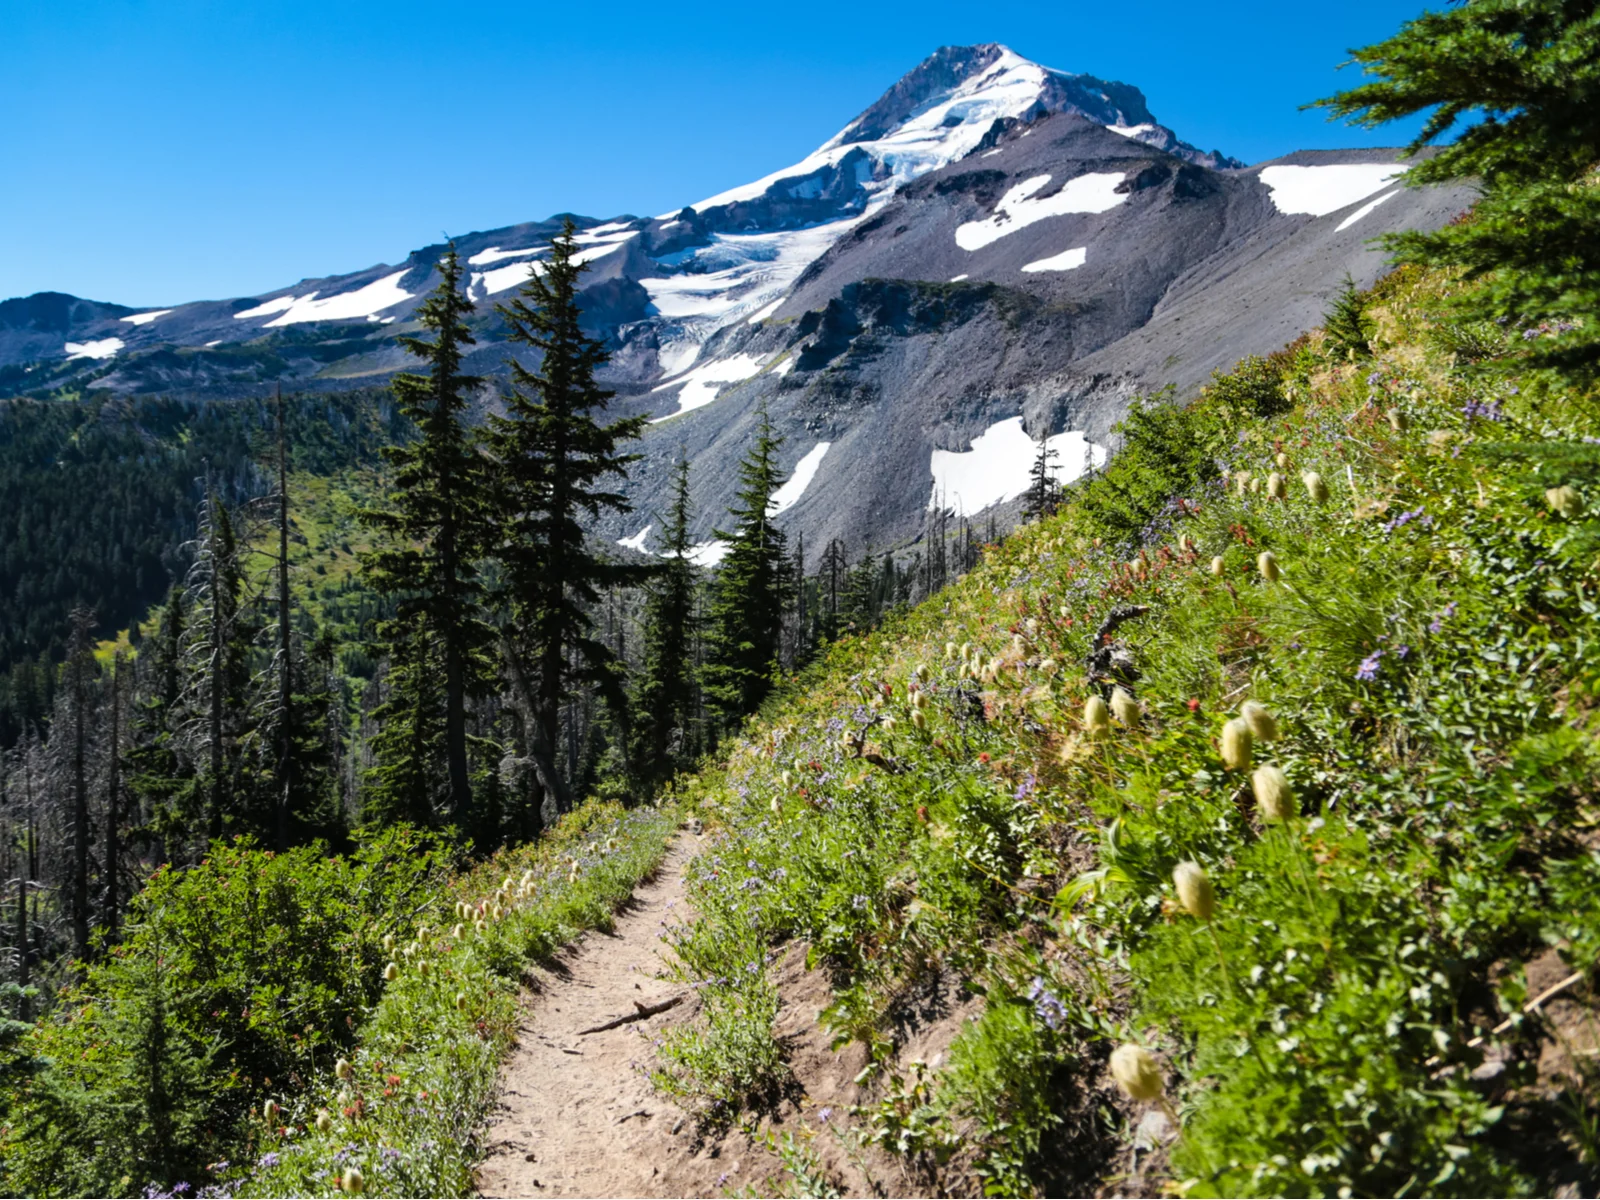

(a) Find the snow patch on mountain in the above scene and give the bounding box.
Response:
[1259,163,1409,218]
[929,417,1104,515]
[64,337,124,361]
[651,353,765,421]
[471,241,630,299]
[1021,246,1087,273]
[771,442,831,516]
[231,271,413,328]
[618,524,652,553]
[119,309,172,326]
[469,245,544,266]
[955,173,1126,251]
[687,540,731,567]
[1336,189,1402,231]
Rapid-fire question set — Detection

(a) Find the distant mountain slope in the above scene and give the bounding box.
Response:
[0,44,1473,558]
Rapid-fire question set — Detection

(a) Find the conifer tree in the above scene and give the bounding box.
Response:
[362,247,496,832]
[485,220,649,824]
[362,616,444,829]
[124,588,189,855]
[703,405,788,730]
[1323,274,1375,361]
[1024,434,1063,522]
[180,495,252,851]
[633,453,699,783]
[1315,0,1600,376]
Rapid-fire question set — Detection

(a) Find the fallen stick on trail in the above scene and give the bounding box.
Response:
[577,993,687,1036]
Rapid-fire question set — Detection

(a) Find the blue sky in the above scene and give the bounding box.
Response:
[0,0,1433,307]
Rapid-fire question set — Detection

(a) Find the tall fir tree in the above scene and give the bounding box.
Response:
[179,494,252,852]
[485,220,649,827]
[703,405,788,731]
[632,453,699,784]
[361,247,497,833]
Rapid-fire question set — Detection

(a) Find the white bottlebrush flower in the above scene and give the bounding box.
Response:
[1387,407,1409,432]
[456,992,469,1011]
[1267,471,1287,500]
[1220,717,1253,771]
[381,934,395,954]
[1110,687,1139,728]
[1110,1044,1164,1101]
[262,1098,279,1122]
[1547,485,1584,519]
[1302,470,1330,504]
[1210,555,1226,577]
[451,923,465,939]
[335,1058,354,1080]
[1173,860,1216,921]
[341,1167,364,1194]
[315,1108,333,1132]
[1252,764,1295,823]
[1240,700,1278,742]
[1257,551,1280,582]
[383,962,399,982]
[911,709,927,729]
[1038,657,1059,676]
[1084,694,1111,738]
[1275,451,1290,470]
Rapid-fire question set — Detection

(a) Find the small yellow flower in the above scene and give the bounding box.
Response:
[1173,860,1216,921]
[1110,1044,1164,1102]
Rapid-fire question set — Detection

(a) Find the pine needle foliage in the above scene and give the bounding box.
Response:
[632,452,700,784]
[703,404,789,731]
[1315,0,1600,377]
[360,247,497,832]
[485,220,651,822]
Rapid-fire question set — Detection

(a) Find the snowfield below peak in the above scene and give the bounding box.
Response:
[930,418,1105,516]
[955,173,1126,251]
[1258,163,1409,218]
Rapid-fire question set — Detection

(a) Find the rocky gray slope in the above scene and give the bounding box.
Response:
[1,43,1472,560]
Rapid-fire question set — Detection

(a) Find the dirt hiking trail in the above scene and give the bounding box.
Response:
[474,836,979,1198]
[473,839,773,1197]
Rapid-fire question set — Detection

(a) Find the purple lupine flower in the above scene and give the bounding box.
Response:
[1428,602,1457,634]
[1462,398,1505,422]
[1027,977,1070,1030]
[257,1153,280,1171]
[1356,650,1384,681]
[1014,773,1036,801]
[1395,644,1411,659]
